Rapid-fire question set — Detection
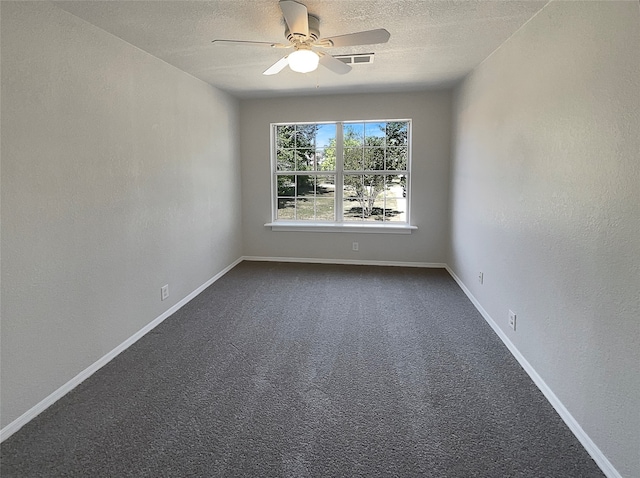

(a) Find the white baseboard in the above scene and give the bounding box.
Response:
[0,257,621,478]
[445,266,621,478]
[0,257,243,443]
[242,255,447,269]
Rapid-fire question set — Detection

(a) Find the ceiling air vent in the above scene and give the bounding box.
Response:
[334,53,375,65]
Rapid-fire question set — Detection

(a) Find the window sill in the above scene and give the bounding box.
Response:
[264,222,417,234]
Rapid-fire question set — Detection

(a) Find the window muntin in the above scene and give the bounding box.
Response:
[273,120,410,224]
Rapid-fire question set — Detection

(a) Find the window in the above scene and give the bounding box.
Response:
[271,120,411,230]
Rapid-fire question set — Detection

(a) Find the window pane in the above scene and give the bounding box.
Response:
[315,198,335,221]
[318,145,336,171]
[343,198,363,220]
[316,175,335,197]
[315,149,327,171]
[296,198,314,220]
[277,149,295,171]
[364,147,385,170]
[344,148,363,170]
[343,174,363,220]
[277,125,295,148]
[386,147,407,170]
[316,123,336,148]
[295,149,314,171]
[383,175,407,222]
[363,174,385,220]
[384,175,406,199]
[363,174,384,194]
[365,122,385,147]
[386,122,408,146]
[277,175,295,197]
[295,124,317,149]
[385,198,406,222]
[344,123,364,147]
[296,175,314,198]
[277,198,295,219]
[344,174,363,195]
[367,185,386,221]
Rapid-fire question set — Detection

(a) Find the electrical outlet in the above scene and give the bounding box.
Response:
[509,310,516,331]
[352,242,359,251]
[478,272,483,284]
[161,284,169,301]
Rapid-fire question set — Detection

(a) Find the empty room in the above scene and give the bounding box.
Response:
[1,0,638,477]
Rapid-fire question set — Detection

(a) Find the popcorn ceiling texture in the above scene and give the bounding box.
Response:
[52,0,548,98]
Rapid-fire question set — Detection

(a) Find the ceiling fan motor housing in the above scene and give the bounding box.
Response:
[285,14,320,43]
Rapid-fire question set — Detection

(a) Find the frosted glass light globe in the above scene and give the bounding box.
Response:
[288,49,319,73]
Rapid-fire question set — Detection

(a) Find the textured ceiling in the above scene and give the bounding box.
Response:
[53,0,548,98]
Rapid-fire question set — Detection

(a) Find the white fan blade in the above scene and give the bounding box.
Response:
[212,39,287,48]
[321,29,390,48]
[279,0,309,38]
[263,56,289,75]
[319,54,351,75]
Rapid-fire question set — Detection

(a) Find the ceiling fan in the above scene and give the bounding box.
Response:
[212,0,390,76]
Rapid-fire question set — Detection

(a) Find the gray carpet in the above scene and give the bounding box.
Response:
[1,261,604,477]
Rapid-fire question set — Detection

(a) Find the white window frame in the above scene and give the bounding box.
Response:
[265,119,417,234]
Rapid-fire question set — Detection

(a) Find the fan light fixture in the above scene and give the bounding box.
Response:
[288,49,319,73]
[212,1,391,77]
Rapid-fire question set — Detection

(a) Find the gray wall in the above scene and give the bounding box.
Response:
[240,91,452,263]
[1,2,242,428]
[449,2,640,476]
